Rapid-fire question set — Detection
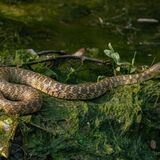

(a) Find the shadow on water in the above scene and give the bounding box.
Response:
[0,0,159,64]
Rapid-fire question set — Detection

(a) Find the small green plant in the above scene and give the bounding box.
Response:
[130,51,137,73]
[12,49,38,67]
[104,43,124,66]
[104,43,137,73]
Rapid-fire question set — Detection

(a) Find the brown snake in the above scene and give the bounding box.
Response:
[0,63,159,115]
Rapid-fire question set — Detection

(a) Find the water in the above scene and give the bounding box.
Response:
[0,0,159,64]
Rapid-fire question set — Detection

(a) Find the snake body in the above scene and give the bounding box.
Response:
[0,63,160,115]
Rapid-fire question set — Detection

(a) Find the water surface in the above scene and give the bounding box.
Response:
[0,0,159,64]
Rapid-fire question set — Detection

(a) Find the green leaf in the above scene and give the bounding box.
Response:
[97,76,105,82]
[104,43,121,65]
[131,52,137,66]
[108,43,114,52]
[65,67,75,82]
[116,66,121,72]
[111,52,120,64]
[130,66,137,73]
[104,49,112,58]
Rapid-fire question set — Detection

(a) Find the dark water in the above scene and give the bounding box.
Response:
[0,0,160,64]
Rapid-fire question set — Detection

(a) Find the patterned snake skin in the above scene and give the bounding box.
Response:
[0,63,160,115]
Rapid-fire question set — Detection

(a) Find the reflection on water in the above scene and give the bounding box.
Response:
[0,0,159,64]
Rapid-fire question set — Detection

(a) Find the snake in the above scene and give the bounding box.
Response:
[0,63,159,115]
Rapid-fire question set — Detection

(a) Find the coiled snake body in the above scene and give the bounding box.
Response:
[0,63,160,115]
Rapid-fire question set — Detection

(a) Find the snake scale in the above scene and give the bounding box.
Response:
[0,63,159,115]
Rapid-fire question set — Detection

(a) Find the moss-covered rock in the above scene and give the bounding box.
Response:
[14,80,159,159]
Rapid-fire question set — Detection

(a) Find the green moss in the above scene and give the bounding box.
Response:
[0,115,17,158]
[0,0,159,159]
[0,51,160,159]
[18,79,159,159]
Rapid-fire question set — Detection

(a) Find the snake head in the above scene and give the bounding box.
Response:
[150,62,160,75]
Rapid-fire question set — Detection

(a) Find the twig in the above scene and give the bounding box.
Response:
[37,50,66,55]
[24,54,110,66]
[24,48,110,65]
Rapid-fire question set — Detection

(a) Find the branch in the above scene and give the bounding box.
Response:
[25,48,110,66]
[37,50,66,55]
[25,54,110,65]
